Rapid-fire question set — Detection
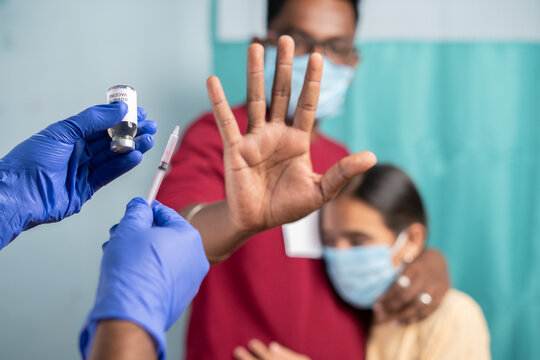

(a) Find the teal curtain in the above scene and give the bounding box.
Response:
[212,33,540,360]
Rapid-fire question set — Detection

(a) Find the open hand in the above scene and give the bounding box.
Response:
[206,35,376,233]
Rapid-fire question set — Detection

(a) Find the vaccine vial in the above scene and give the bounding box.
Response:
[106,85,138,153]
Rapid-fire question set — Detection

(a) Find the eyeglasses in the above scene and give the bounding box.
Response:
[268,28,358,65]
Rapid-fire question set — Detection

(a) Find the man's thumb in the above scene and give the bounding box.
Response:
[320,151,377,202]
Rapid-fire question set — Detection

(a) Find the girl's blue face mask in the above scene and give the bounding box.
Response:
[264,45,355,120]
[322,232,408,309]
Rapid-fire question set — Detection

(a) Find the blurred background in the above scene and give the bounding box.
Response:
[0,0,538,359]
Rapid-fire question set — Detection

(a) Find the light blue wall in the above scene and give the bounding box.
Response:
[0,1,211,359]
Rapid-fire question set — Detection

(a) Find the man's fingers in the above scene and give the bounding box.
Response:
[248,339,273,359]
[269,35,295,123]
[383,281,440,324]
[400,271,449,323]
[233,346,258,360]
[413,284,447,322]
[269,342,310,360]
[293,53,323,132]
[320,151,377,202]
[377,269,424,316]
[372,302,387,323]
[207,76,242,147]
[382,278,447,324]
[385,299,423,324]
[247,43,267,132]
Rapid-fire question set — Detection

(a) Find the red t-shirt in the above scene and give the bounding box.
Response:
[158,105,368,359]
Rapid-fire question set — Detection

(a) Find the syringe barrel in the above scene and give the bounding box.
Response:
[160,127,180,163]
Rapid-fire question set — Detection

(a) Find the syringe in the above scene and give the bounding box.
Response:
[146,125,180,204]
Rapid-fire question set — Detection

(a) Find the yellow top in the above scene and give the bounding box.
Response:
[367,289,491,360]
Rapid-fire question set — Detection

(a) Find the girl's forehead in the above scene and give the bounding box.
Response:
[324,197,387,229]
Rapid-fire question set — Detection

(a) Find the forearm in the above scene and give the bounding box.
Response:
[181,201,254,263]
[88,320,157,360]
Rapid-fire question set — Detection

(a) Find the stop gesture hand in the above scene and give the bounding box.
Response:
[206,36,376,233]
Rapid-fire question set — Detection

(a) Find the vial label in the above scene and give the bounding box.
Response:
[107,85,137,125]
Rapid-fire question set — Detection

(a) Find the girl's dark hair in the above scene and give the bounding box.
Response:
[268,0,361,26]
[340,164,427,235]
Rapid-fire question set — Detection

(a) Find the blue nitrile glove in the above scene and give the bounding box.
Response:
[0,103,157,249]
[80,198,209,360]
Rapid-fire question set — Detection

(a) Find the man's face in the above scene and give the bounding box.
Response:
[268,0,359,66]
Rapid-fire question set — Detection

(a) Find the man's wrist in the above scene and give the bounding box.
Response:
[183,200,257,263]
[81,306,167,360]
[86,320,159,360]
[184,200,254,239]
[223,200,257,239]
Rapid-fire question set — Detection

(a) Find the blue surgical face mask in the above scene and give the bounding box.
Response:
[322,232,408,309]
[264,45,355,120]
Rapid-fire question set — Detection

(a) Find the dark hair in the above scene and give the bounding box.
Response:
[339,164,427,235]
[268,0,361,26]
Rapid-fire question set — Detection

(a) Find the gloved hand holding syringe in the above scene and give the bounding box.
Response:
[146,125,180,204]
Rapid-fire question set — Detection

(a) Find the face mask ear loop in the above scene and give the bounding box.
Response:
[390,231,408,256]
[390,231,409,271]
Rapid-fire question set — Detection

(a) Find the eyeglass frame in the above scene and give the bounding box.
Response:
[264,27,360,66]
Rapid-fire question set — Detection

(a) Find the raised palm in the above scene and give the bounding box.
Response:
[206,36,376,232]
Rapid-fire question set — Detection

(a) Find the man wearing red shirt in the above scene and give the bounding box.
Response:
[158,1,449,359]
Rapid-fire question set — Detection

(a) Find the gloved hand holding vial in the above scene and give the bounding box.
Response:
[0,97,157,249]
